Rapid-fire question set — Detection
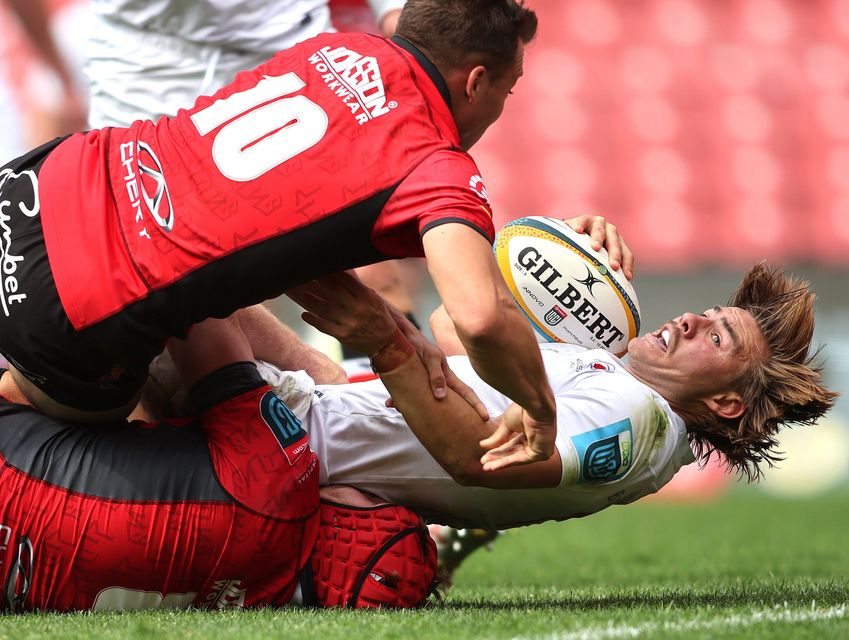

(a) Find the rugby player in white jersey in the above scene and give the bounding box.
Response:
[285,232,832,512]
[137,217,834,573]
[85,0,406,128]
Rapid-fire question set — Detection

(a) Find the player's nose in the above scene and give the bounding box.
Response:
[677,312,703,337]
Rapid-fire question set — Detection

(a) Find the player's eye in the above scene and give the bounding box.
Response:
[711,333,721,347]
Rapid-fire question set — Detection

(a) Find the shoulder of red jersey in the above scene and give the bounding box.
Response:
[380,148,495,244]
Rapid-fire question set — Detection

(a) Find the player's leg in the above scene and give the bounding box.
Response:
[428,525,503,582]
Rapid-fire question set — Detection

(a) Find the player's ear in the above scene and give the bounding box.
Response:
[464,66,487,103]
[703,391,745,420]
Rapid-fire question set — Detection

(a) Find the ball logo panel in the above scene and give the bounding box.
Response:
[494,217,640,357]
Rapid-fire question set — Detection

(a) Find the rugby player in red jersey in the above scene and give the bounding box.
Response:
[0,314,436,612]
[0,0,589,470]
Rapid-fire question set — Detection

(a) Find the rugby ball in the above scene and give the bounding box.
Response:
[494,216,640,357]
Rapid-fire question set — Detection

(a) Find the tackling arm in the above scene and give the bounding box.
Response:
[287,272,561,489]
[377,346,562,489]
[233,305,347,384]
[422,223,557,468]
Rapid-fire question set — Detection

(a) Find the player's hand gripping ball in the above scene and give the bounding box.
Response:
[494,216,640,357]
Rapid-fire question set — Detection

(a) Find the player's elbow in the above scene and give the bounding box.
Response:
[445,460,490,487]
[452,300,512,345]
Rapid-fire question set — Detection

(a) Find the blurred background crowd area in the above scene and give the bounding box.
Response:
[1,0,848,498]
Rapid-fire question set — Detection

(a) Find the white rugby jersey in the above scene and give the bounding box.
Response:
[260,344,696,530]
[86,0,405,127]
[91,0,404,51]
[91,0,330,52]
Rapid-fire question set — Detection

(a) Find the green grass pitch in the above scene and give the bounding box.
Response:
[2,491,846,639]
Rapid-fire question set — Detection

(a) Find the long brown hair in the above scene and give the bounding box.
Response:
[395,0,538,78]
[687,262,839,480]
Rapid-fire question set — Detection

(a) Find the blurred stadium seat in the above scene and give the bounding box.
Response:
[471,0,849,269]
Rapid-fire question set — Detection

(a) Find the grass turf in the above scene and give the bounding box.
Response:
[1,491,846,639]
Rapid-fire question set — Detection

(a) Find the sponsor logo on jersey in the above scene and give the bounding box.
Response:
[0,169,39,317]
[574,358,614,373]
[205,579,246,609]
[119,141,174,241]
[469,175,490,203]
[308,45,396,124]
[296,454,318,491]
[571,419,633,483]
[260,391,309,465]
[97,364,126,389]
[92,587,197,611]
[137,142,174,231]
[517,247,625,349]
[0,525,33,612]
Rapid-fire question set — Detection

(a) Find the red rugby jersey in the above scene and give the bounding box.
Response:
[0,364,319,612]
[38,33,494,330]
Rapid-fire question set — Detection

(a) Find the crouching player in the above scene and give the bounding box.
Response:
[0,317,436,612]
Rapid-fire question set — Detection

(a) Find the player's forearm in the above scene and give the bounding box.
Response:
[374,346,491,484]
[234,305,347,384]
[459,307,556,423]
[378,347,560,489]
[167,317,253,388]
[424,225,555,422]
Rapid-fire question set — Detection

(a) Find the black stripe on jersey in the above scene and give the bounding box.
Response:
[420,217,493,242]
[187,361,265,414]
[94,185,399,363]
[0,134,71,172]
[390,36,452,110]
[0,400,229,502]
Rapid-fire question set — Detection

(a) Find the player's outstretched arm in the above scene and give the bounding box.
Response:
[287,272,560,488]
[422,223,557,468]
[288,272,489,420]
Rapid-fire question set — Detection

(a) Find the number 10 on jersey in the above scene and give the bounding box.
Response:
[190,72,329,182]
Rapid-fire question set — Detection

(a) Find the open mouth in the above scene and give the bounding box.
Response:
[655,328,670,352]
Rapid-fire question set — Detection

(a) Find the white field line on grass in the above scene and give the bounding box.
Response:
[523,604,848,640]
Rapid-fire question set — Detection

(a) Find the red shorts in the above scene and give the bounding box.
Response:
[0,362,319,611]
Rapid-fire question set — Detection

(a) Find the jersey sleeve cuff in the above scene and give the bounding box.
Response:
[187,361,266,414]
[420,217,493,242]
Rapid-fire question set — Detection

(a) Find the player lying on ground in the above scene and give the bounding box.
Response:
[140,246,835,533]
[274,262,836,528]
[0,0,574,470]
[0,316,436,612]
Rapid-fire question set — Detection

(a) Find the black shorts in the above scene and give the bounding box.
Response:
[0,138,150,411]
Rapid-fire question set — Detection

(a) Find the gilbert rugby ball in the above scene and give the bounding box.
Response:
[494,216,640,357]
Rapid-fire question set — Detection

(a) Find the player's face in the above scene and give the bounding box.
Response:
[626,306,768,416]
[459,42,524,150]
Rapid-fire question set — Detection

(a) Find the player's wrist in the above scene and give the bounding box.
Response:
[523,406,556,428]
[369,327,416,374]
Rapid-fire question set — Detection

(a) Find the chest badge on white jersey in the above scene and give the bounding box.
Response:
[571,418,633,483]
